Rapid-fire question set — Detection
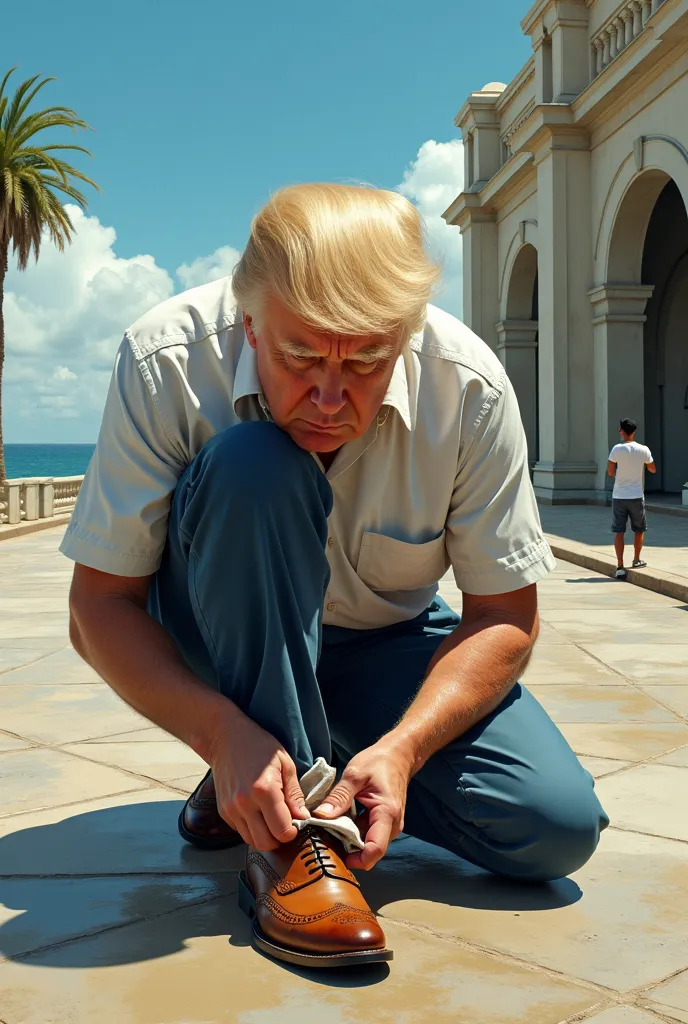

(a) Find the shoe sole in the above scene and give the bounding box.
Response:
[238,871,393,968]
[177,806,245,851]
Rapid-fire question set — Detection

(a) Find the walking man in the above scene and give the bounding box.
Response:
[608,418,657,580]
[63,183,608,970]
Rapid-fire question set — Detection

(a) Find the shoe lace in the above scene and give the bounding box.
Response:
[299,829,337,878]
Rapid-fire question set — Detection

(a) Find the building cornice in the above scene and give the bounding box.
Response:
[496,57,536,113]
[442,150,536,225]
[455,91,503,132]
[442,191,496,231]
[521,0,588,35]
[521,0,552,34]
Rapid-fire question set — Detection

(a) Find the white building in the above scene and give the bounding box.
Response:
[445,0,688,502]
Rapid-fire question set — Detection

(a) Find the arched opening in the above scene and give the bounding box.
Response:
[642,180,688,494]
[500,243,539,466]
[506,242,538,319]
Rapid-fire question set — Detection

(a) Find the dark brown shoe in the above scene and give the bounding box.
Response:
[178,770,244,850]
[239,825,392,967]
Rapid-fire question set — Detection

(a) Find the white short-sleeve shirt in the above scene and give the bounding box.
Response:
[60,277,555,629]
[609,442,654,499]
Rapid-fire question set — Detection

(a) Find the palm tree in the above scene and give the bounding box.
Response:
[0,68,99,482]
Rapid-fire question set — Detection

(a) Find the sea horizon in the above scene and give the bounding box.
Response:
[4,443,97,480]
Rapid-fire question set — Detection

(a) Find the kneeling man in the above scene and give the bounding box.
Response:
[63,183,609,968]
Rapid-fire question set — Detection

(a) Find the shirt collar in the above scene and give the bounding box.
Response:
[232,331,262,410]
[232,333,418,432]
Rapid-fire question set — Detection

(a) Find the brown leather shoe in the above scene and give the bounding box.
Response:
[239,825,392,967]
[178,770,244,850]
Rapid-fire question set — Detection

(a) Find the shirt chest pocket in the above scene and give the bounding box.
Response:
[356,531,448,592]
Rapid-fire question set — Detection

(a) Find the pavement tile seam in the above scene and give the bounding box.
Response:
[0,739,170,787]
[634,685,688,724]
[563,1004,675,1023]
[638,965,688,1001]
[607,824,688,846]
[0,785,159,822]
[0,644,70,677]
[378,915,619,998]
[0,886,237,967]
[560,1003,616,1023]
[541,641,688,726]
[563,647,688,716]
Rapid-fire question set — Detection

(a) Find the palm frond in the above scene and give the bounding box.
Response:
[3,74,54,135]
[0,68,98,270]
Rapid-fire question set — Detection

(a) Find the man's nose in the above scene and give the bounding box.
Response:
[311,369,346,415]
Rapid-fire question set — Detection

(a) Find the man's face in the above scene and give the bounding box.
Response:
[244,296,402,453]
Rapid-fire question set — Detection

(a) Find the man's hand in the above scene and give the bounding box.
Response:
[313,741,413,871]
[210,714,309,850]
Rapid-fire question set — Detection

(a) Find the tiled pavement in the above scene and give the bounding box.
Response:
[1,527,688,1023]
[539,504,688,588]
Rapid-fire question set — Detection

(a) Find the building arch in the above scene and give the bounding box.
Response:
[497,240,539,466]
[593,160,688,495]
[596,137,688,282]
[499,220,539,320]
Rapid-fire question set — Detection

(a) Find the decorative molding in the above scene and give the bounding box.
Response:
[501,100,537,156]
[519,218,538,244]
[633,136,644,171]
[641,134,688,166]
[496,320,539,350]
[588,282,654,324]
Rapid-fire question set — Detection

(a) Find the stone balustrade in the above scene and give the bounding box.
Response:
[0,475,84,526]
[591,0,667,77]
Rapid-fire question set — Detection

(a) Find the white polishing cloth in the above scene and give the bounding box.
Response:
[292,756,364,853]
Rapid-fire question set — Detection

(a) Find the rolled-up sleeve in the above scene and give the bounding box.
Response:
[446,373,555,595]
[59,339,186,577]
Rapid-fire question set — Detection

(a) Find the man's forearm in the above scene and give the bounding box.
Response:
[381,611,537,775]
[71,595,243,762]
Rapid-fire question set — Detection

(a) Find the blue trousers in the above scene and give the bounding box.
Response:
[149,422,609,882]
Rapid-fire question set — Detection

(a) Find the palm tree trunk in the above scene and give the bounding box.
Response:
[0,245,7,483]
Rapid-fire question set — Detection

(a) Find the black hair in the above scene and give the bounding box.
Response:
[620,418,637,435]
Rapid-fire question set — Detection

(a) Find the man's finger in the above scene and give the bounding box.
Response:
[243,810,281,851]
[356,815,394,870]
[279,753,309,820]
[257,788,299,843]
[231,814,255,849]
[314,774,359,818]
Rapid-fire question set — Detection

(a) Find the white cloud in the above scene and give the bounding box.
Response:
[176,246,242,290]
[3,205,175,440]
[397,138,465,320]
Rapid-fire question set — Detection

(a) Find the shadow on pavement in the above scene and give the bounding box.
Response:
[0,803,581,974]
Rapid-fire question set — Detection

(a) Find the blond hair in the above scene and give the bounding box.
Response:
[232,183,441,341]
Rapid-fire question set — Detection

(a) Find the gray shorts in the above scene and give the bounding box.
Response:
[611,498,647,534]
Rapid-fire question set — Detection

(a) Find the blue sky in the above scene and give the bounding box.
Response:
[2,0,531,442]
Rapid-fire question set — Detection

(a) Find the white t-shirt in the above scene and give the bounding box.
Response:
[609,441,653,499]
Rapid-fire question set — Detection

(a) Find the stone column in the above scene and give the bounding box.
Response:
[39,479,55,519]
[6,482,22,525]
[496,320,539,464]
[589,284,654,495]
[451,198,499,352]
[531,128,597,503]
[23,480,40,521]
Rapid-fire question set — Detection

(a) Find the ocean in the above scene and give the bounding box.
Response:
[4,444,96,480]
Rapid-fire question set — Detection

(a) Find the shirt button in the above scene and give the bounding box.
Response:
[326,602,336,612]
[327,537,334,548]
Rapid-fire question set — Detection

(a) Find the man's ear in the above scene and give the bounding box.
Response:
[244,314,258,350]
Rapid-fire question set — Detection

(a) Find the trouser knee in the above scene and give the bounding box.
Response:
[501,790,609,883]
[177,422,333,540]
